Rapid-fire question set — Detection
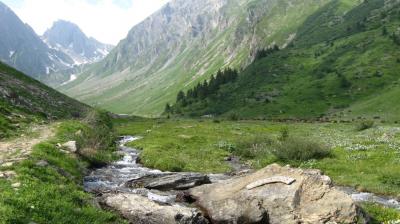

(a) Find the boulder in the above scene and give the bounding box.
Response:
[36,160,49,167]
[126,173,211,191]
[102,193,209,224]
[189,164,360,224]
[62,141,77,153]
[0,170,17,179]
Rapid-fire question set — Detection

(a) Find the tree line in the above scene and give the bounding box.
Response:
[165,68,239,113]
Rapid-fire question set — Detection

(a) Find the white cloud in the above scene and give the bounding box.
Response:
[4,0,170,45]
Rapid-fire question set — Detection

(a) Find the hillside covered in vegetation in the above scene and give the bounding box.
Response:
[170,0,400,122]
[0,62,88,138]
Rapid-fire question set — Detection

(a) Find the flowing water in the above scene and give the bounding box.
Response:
[84,136,400,210]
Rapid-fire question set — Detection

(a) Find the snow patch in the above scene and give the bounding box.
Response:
[9,51,15,58]
[60,74,77,86]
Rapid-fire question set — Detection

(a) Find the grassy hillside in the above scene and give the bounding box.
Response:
[171,0,400,122]
[0,62,88,138]
[0,112,125,223]
[59,0,331,117]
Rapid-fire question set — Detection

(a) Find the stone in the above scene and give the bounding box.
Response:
[0,170,16,179]
[189,164,360,224]
[101,193,209,224]
[126,173,211,191]
[36,160,49,167]
[1,162,14,167]
[12,182,21,188]
[62,141,77,153]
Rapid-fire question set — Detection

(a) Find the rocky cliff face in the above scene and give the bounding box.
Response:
[43,20,113,65]
[0,2,75,80]
[61,0,329,116]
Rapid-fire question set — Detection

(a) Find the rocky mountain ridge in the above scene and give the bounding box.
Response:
[0,1,77,81]
[42,20,113,66]
[60,0,330,116]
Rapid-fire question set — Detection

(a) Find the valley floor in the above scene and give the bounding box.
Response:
[115,117,400,223]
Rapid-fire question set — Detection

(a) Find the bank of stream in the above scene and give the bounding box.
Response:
[83,136,400,221]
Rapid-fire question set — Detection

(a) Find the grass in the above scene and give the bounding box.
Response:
[361,203,400,223]
[115,118,400,196]
[115,117,400,221]
[0,112,125,224]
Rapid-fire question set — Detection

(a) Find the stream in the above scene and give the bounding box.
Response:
[83,136,400,210]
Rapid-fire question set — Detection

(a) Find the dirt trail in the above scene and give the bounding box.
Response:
[0,124,56,166]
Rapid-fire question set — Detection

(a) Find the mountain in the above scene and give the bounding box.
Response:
[169,0,400,122]
[60,0,331,117]
[0,1,75,81]
[0,61,88,138]
[43,20,113,66]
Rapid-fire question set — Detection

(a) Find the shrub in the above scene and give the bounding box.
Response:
[228,113,240,121]
[356,120,374,131]
[273,137,331,161]
[235,135,274,159]
[278,127,289,141]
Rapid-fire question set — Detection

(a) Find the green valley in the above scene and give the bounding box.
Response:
[1,0,400,223]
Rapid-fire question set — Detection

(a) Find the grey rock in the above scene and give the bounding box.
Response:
[126,173,211,191]
[101,193,209,224]
[0,170,17,179]
[36,160,49,167]
[189,164,361,224]
[62,141,77,153]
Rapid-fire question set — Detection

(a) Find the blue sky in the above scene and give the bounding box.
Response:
[2,0,170,44]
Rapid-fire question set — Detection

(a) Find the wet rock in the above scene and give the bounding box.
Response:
[189,164,360,224]
[101,193,209,224]
[62,141,77,153]
[127,173,211,191]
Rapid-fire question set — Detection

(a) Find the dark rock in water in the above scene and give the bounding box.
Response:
[126,173,211,191]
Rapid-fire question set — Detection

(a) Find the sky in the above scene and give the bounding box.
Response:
[2,0,170,45]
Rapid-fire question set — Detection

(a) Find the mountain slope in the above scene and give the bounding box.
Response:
[170,0,400,122]
[0,62,88,138]
[0,1,75,80]
[60,0,331,116]
[43,20,113,65]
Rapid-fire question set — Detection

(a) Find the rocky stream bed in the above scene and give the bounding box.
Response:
[83,136,400,224]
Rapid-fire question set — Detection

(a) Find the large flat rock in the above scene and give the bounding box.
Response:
[102,193,209,224]
[189,164,361,224]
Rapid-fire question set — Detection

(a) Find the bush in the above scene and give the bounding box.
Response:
[273,137,331,161]
[278,127,289,141]
[235,135,274,159]
[228,113,240,121]
[356,120,374,131]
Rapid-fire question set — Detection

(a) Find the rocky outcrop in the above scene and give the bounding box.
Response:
[189,164,360,224]
[126,173,211,191]
[101,193,209,224]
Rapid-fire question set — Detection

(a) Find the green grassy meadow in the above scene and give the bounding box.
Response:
[115,118,400,222]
